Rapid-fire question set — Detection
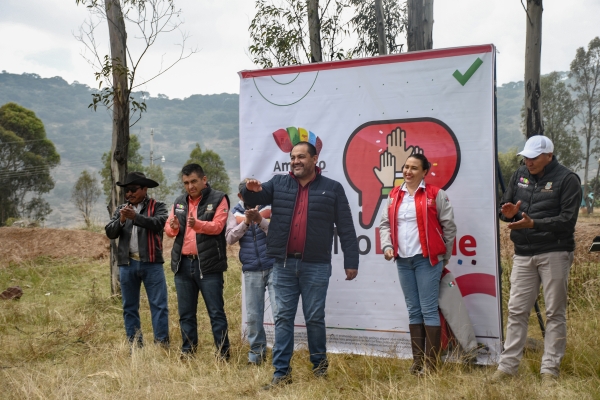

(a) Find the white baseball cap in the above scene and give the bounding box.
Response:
[518,135,554,158]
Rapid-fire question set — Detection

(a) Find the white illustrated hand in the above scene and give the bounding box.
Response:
[374,151,396,187]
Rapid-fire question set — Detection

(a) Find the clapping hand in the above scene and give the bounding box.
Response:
[244,207,262,224]
[501,200,522,219]
[119,204,135,223]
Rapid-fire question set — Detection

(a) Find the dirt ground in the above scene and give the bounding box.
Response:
[0,227,241,267]
[0,220,599,267]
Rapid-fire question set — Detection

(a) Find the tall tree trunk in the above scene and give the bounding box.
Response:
[105,0,130,295]
[584,133,592,213]
[307,0,322,62]
[524,0,544,139]
[407,0,433,52]
[375,0,387,55]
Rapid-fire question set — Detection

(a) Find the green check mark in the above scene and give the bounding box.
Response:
[453,58,483,86]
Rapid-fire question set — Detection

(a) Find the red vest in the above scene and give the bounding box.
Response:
[387,185,447,266]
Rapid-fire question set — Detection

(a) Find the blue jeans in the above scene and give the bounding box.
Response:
[244,268,277,363]
[174,257,230,356]
[119,260,169,344]
[271,259,331,377]
[396,254,443,326]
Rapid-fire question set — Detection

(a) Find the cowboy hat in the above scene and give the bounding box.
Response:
[116,171,159,188]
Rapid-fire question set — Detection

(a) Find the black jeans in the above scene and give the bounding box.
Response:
[174,257,229,356]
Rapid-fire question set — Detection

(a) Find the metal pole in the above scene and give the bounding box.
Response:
[533,300,546,338]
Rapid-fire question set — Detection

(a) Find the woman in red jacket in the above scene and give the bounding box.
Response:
[379,153,456,374]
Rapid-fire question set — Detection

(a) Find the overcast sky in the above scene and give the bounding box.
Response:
[1,0,599,99]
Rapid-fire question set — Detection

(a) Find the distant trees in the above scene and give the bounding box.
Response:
[0,103,60,226]
[539,72,581,170]
[348,0,406,57]
[100,134,173,202]
[76,0,196,294]
[184,144,231,194]
[75,0,195,215]
[570,37,600,213]
[248,0,406,68]
[145,163,174,202]
[100,134,145,198]
[520,72,581,170]
[498,148,521,187]
[72,170,101,227]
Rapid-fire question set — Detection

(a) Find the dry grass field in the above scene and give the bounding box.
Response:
[0,220,599,399]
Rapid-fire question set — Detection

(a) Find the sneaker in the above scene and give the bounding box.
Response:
[490,369,512,383]
[313,367,328,378]
[313,360,329,378]
[262,375,292,390]
[541,373,558,387]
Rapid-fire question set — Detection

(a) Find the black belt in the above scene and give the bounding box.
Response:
[183,254,198,260]
[287,253,302,259]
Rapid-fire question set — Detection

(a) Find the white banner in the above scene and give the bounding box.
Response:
[238,45,501,364]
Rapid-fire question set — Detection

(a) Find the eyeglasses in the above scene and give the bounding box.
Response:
[125,186,141,193]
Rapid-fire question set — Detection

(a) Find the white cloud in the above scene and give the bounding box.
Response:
[1,0,599,97]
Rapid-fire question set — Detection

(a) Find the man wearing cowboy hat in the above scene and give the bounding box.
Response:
[105,171,170,348]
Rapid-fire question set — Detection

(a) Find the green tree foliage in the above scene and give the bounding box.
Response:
[100,134,145,198]
[347,0,406,57]
[520,72,581,170]
[145,163,174,203]
[72,170,101,227]
[498,148,521,185]
[248,0,407,68]
[497,147,522,201]
[184,144,231,195]
[0,102,60,225]
[249,0,346,67]
[569,37,600,211]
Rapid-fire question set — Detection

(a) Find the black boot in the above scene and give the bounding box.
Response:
[408,323,425,374]
[424,325,442,372]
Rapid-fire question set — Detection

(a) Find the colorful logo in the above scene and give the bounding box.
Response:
[273,127,323,155]
[343,118,461,229]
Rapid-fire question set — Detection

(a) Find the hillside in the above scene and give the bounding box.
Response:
[0,72,239,227]
[0,70,540,227]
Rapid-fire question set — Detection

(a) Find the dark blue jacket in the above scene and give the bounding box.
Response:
[231,203,274,272]
[241,171,359,269]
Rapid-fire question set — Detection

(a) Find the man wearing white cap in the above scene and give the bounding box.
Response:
[492,135,581,384]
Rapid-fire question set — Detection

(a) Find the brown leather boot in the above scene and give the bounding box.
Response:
[408,323,425,374]
[424,325,442,372]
